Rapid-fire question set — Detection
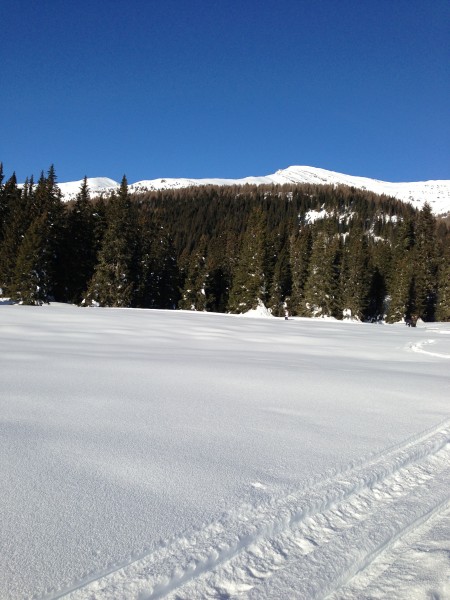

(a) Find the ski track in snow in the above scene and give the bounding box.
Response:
[51,418,450,600]
[409,330,450,359]
[3,309,448,600]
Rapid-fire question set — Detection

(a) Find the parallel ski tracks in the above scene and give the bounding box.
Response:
[52,419,450,600]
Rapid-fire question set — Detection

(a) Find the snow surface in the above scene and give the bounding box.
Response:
[17,178,118,203]
[49,166,450,215]
[304,208,330,224]
[56,178,119,202]
[1,305,449,599]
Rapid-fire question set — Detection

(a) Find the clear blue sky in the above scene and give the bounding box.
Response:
[1,0,449,184]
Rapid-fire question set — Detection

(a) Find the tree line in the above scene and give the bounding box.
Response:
[0,163,449,322]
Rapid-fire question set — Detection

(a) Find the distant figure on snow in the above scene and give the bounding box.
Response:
[405,315,418,327]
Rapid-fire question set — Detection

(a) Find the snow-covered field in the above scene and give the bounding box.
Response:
[1,304,449,599]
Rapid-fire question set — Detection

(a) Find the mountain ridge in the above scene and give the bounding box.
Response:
[55,166,450,215]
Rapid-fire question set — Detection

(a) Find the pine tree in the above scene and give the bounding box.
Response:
[134,210,179,309]
[29,165,65,300]
[267,242,291,316]
[179,237,208,311]
[91,195,108,251]
[386,217,416,323]
[303,225,341,318]
[339,225,369,320]
[11,213,51,305]
[414,203,439,321]
[227,207,267,313]
[289,227,312,315]
[0,174,33,296]
[134,209,155,308]
[0,172,21,236]
[64,177,97,303]
[0,163,7,242]
[436,237,450,321]
[204,233,231,312]
[85,176,136,306]
[364,238,391,321]
[150,230,179,309]
[364,266,387,322]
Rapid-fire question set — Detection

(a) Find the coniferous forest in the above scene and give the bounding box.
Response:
[0,164,449,322]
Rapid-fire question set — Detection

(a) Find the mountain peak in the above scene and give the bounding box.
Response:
[56,167,450,215]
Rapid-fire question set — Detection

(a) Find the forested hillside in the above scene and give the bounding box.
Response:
[1,164,449,322]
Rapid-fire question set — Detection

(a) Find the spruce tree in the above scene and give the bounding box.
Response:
[267,242,291,316]
[134,208,155,308]
[150,230,179,309]
[134,212,179,309]
[227,207,267,313]
[436,238,450,321]
[179,237,208,311]
[11,213,51,305]
[414,203,439,321]
[289,227,312,315]
[339,225,369,320]
[85,176,136,306]
[204,233,231,312]
[0,164,8,243]
[0,174,33,296]
[64,177,97,303]
[386,217,416,323]
[302,225,341,318]
[29,165,65,300]
[364,266,387,322]
[364,239,391,321]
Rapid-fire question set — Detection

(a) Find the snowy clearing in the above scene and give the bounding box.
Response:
[1,305,449,599]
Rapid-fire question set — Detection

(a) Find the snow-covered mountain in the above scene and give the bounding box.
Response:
[58,166,450,215]
[57,177,118,200]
